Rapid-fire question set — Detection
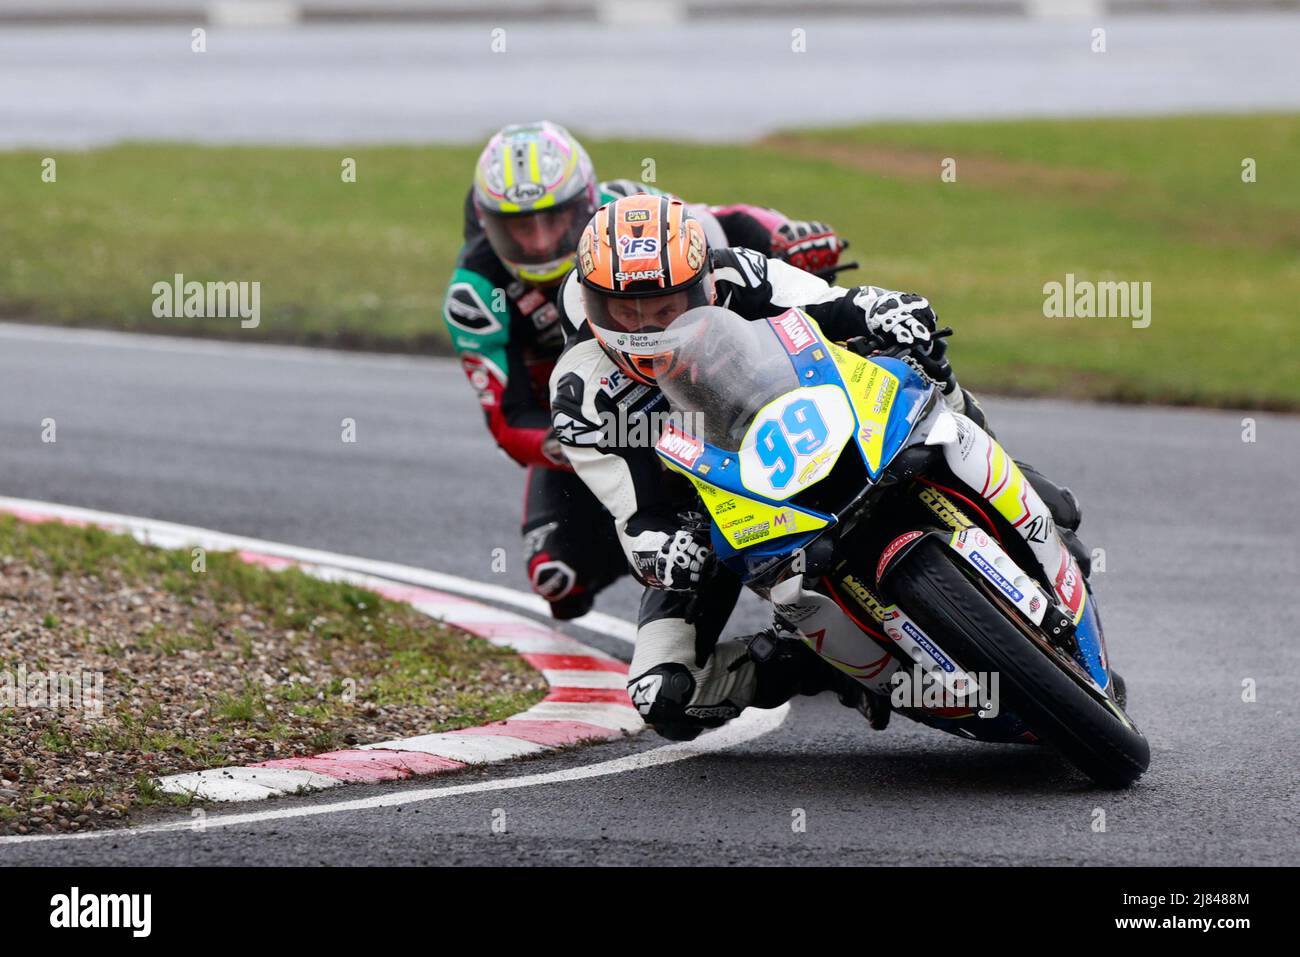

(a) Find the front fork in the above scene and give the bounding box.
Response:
[926,411,1111,689]
[936,412,1088,626]
[777,410,1106,695]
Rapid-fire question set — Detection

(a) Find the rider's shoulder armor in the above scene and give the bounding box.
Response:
[557,272,590,343]
[710,246,789,320]
[598,179,671,205]
[550,334,662,451]
[549,341,609,449]
[442,237,513,367]
[710,246,770,290]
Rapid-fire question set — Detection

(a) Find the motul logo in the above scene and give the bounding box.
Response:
[773,312,816,354]
[656,429,704,467]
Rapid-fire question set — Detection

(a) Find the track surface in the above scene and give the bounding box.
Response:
[0,323,1296,865]
[4,14,1300,147]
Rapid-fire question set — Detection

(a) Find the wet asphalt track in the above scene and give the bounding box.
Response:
[0,322,1296,866]
[4,14,1300,147]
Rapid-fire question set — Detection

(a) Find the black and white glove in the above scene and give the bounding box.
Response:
[862,291,938,345]
[847,289,956,390]
[655,526,714,592]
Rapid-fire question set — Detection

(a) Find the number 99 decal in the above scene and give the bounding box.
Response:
[740,386,855,501]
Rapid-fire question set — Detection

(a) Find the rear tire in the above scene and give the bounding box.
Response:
[889,538,1150,788]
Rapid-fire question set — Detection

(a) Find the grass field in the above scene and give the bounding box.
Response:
[1,115,1297,408]
[0,514,542,832]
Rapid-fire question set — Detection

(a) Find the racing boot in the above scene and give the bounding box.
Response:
[547,590,595,621]
[740,626,891,729]
[833,678,892,730]
[645,636,843,744]
[736,627,836,706]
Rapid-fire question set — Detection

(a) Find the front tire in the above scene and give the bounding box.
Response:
[888,538,1150,788]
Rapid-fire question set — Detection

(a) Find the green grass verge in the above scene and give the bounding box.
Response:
[0,515,544,828]
[0,114,1296,408]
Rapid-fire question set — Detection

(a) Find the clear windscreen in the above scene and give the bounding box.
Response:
[655,307,801,452]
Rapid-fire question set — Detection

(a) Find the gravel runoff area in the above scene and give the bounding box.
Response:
[0,514,546,835]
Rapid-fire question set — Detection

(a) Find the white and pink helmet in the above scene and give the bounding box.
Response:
[472,121,598,286]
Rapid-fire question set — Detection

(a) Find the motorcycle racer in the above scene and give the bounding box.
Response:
[549,194,1087,741]
[442,121,850,619]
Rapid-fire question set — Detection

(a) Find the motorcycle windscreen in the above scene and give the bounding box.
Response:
[656,307,801,451]
[658,306,856,502]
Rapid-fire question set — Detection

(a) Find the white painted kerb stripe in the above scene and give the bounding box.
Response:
[542,669,628,689]
[0,497,640,803]
[363,733,547,762]
[510,702,644,732]
[0,704,789,845]
[159,767,343,803]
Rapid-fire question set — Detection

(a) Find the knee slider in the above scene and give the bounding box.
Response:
[627,663,696,724]
[626,663,733,740]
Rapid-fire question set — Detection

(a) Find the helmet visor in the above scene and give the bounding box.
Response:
[480,193,592,271]
[583,276,713,340]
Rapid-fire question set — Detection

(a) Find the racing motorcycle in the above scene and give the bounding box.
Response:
[651,306,1149,788]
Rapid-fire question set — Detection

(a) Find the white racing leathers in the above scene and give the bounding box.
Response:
[548,248,974,738]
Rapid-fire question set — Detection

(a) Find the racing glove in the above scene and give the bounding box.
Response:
[771,219,846,280]
[654,524,715,592]
[844,291,958,396]
[860,291,939,345]
[846,326,956,389]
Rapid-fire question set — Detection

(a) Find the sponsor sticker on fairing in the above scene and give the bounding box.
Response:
[656,428,704,469]
[733,522,771,546]
[872,376,898,415]
[771,311,817,354]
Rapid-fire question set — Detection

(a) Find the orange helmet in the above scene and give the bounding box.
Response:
[576,195,715,386]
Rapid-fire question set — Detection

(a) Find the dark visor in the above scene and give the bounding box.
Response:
[480,194,592,268]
